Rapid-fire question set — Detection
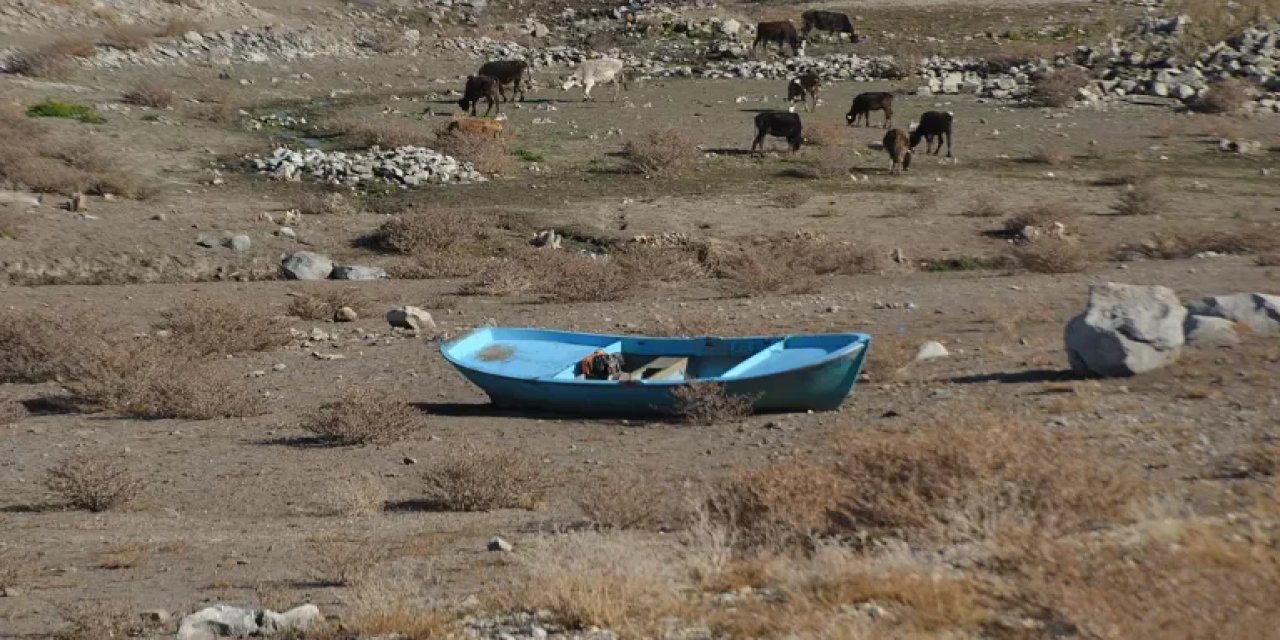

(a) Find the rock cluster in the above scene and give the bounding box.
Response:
[251,146,484,187]
[85,26,363,69]
[177,604,321,640]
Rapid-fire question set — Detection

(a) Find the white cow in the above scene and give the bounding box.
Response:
[560,57,627,101]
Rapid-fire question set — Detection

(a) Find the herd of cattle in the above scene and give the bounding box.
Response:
[449,9,953,174]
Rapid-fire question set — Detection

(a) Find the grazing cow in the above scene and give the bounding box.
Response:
[752,111,804,154]
[458,75,500,117]
[753,21,804,57]
[845,91,894,128]
[909,110,953,157]
[786,72,821,112]
[446,118,505,136]
[561,57,627,101]
[477,60,530,103]
[801,10,860,42]
[883,128,912,174]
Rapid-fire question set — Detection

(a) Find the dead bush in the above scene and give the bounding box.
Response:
[803,124,845,148]
[156,298,290,356]
[295,190,360,216]
[48,34,97,58]
[458,258,538,296]
[865,337,914,382]
[308,535,387,586]
[0,116,152,198]
[671,383,759,426]
[1123,229,1277,260]
[316,115,434,149]
[621,128,699,177]
[343,577,454,639]
[717,250,820,297]
[422,445,553,511]
[523,250,634,303]
[43,453,144,512]
[0,310,114,383]
[1010,240,1089,273]
[1110,174,1166,216]
[54,602,156,640]
[647,309,727,338]
[1199,77,1255,113]
[326,473,389,517]
[6,47,75,79]
[0,548,36,593]
[364,210,489,255]
[287,286,371,321]
[189,87,240,124]
[576,471,689,531]
[960,193,1004,218]
[101,23,152,51]
[304,387,427,445]
[710,234,875,297]
[1029,145,1071,165]
[122,78,175,108]
[0,398,27,426]
[1002,202,1082,234]
[770,186,811,209]
[433,127,514,174]
[1031,67,1090,107]
[707,463,850,550]
[612,244,708,285]
[807,143,851,178]
[97,542,146,570]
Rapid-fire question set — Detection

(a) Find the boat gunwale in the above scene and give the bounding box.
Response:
[439,327,871,386]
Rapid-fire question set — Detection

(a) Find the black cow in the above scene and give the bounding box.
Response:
[753,21,804,56]
[477,60,530,102]
[787,72,821,112]
[458,75,500,117]
[910,111,953,157]
[801,10,859,42]
[752,111,803,154]
[845,91,894,128]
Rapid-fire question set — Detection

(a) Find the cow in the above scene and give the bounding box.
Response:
[561,57,627,101]
[446,118,505,136]
[909,111,953,157]
[457,75,500,117]
[477,60,530,103]
[753,21,804,57]
[883,128,912,174]
[786,72,821,112]
[752,111,804,154]
[845,91,894,128]
[801,10,859,42]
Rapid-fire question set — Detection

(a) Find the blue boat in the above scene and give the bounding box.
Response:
[439,327,872,415]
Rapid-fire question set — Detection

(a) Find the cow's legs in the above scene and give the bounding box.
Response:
[583,79,595,101]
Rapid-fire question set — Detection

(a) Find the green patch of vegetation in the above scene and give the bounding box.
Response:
[513,148,545,163]
[26,99,106,124]
[921,256,1008,272]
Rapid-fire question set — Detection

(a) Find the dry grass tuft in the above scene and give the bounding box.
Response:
[646,309,727,338]
[287,286,371,321]
[803,123,846,148]
[54,602,156,640]
[308,535,387,586]
[303,387,427,446]
[97,542,146,570]
[363,29,412,53]
[1198,77,1255,114]
[43,453,145,512]
[122,78,175,108]
[709,234,879,297]
[295,190,360,216]
[1257,252,1280,267]
[0,310,113,384]
[326,473,389,517]
[0,207,26,240]
[1031,67,1090,107]
[343,577,454,640]
[0,548,36,594]
[536,251,634,303]
[6,47,75,79]
[1122,229,1277,260]
[575,470,689,531]
[1011,240,1089,273]
[865,337,914,381]
[621,128,699,177]
[364,210,489,256]
[1029,145,1071,165]
[0,104,152,197]
[316,115,434,149]
[0,398,27,426]
[612,244,708,285]
[155,16,202,38]
[671,383,758,426]
[457,258,538,296]
[156,298,290,356]
[1002,202,1081,234]
[422,445,553,511]
[960,193,1005,218]
[769,185,811,209]
[1110,173,1166,216]
[100,23,153,51]
[189,87,240,124]
[707,463,849,550]
[433,127,514,175]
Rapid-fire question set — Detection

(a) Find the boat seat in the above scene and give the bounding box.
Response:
[644,357,688,381]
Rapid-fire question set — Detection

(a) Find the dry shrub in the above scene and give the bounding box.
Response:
[1192,114,1246,139]
[97,542,145,569]
[1257,252,1280,266]
[316,115,434,149]
[712,234,878,297]
[155,16,202,38]
[529,250,634,303]
[612,244,708,285]
[803,123,846,147]
[0,207,26,240]
[770,185,811,209]
[457,258,537,296]
[364,210,489,255]
[101,23,153,51]
[433,127,513,174]
[806,143,851,178]
[303,387,427,445]
[647,309,726,338]
[156,298,290,356]
[0,310,115,383]
[326,473,389,517]
[122,78,175,108]
[0,548,36,593]
[1171,0,1280,54]
[1031,67,1090,107]
[287,286,371,321]
[882,40,926,79]
[671,383,758,426]
[1002,202,1081,234]
[717,250,819,297]
[575,471,689,530]
[308,535,387,586]
[0,112,151,197]
[510,533,686,636]
[343,577,453,640]
[1029,145,1071,165]
[43,453,144,512]
[422,445,553,511]
[54,602,155,640]
[1011,240,1089,273]
[363,29,411,53]
[960,193,1004,218]
[621,128,699,177]
[48,34,97,58]
[1110,173,1166,216]
[865,337,914,382]
[0,398,27,425]
[189,87,240,124]
[295,190,360,216]
[1124,229,1277,259]
[707,463,849,550]
[1199,78,1255,114]
[6,47,75,79]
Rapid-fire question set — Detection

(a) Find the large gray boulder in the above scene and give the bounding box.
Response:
[1184,315,1241,348]
[1186,293,1280,334]
[281,251,334,280]
[1064,282,1186,377]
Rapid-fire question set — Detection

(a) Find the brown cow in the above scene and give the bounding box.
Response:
[883,128,912,174]
[846,91,894,128]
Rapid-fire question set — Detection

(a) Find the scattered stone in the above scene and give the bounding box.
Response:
[914,341,950,361]
[281,251,334,280]
[1187,293,1280,334]
[275,227,297,239]
[225,234,252,252]
[1184,315,1241,348]
[176,605,259,640]
[334,306,358,322]
[488,536,513,552]
[1065,282,1186,377]
[387,306,436,332]
[331,265,388,281]
[251,146,485,187]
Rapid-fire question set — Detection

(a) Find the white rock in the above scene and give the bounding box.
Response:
[1184,315,1241,348]
[488,536,513,552]
[281,251,334,280]
[1186,293,1280,334]
[176,605,259,640]
[914,341,950,361]
[1065,282,1186,377]
[386,306,436,331]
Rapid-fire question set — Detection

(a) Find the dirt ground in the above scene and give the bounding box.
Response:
[3,1,1280,638]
